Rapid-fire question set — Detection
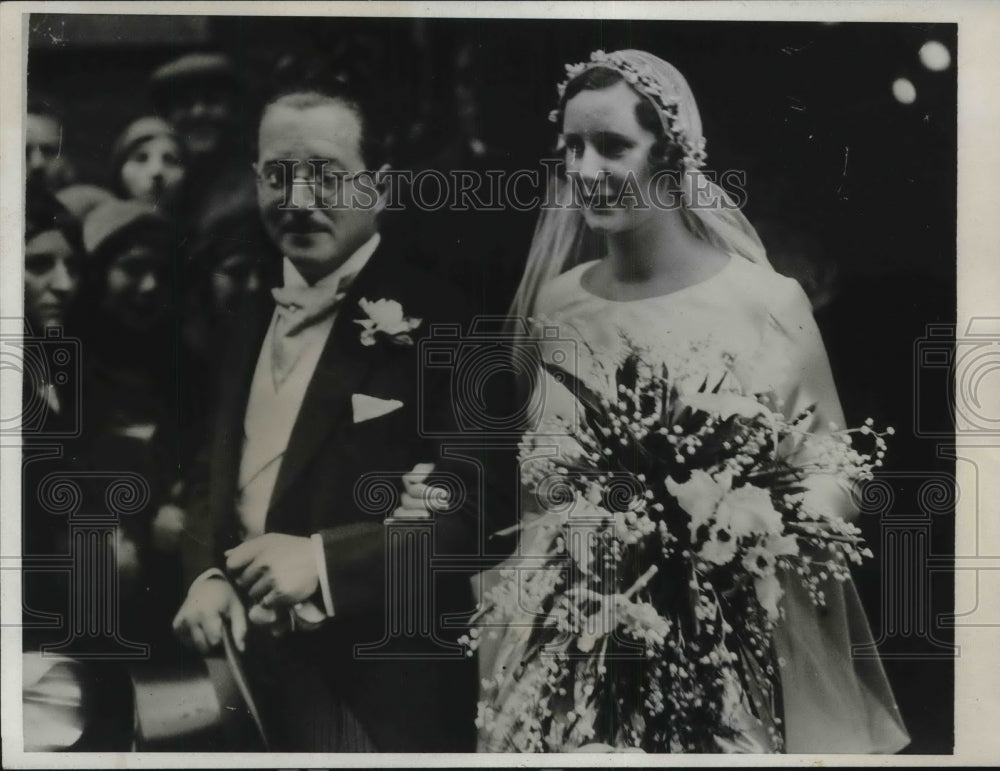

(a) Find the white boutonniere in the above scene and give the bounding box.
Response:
[355,298,422,347]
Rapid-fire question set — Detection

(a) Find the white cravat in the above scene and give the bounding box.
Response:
[269,268,361,388]
[192,234,380,622]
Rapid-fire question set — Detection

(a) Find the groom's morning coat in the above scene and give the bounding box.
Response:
[181,235,482,751]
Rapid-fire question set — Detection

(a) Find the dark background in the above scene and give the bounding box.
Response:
[26,14,957,754]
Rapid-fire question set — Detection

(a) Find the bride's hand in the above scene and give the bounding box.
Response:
[393,463,451,519]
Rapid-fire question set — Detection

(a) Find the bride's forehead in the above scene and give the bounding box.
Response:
[562,82,649,133]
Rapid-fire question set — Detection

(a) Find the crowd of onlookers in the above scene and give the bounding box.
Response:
[21,53,297,659]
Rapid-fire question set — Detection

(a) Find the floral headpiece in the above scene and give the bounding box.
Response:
[549,50,708,170]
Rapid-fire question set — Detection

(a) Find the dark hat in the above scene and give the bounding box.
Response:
[149,53,239,106]
[82,199,170,257]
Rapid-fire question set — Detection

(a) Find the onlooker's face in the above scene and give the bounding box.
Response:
[24,229,80,331]
[166,85,234,160]
[26,113,67,191]
[256,99,383,284]
[120,135,186,210]
[210,250,261,315]
[102,242,169,333]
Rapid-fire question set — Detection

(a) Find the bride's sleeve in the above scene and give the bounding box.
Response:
[764,278,858,521]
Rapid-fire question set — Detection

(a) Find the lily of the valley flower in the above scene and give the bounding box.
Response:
[355,298,422,346]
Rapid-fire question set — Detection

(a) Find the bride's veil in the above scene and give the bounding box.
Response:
[507,49,772,325]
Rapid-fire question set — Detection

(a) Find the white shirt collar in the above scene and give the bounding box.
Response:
[281,232,382,291]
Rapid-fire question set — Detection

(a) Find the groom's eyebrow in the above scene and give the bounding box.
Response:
[307,155,347,169]
[262,156,349,171]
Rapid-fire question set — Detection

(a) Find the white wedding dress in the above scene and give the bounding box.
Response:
[477,256,910,753]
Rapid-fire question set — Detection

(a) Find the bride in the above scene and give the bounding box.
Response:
[404,48,909,753]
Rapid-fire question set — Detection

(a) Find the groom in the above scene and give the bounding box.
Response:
[172,73,478,752]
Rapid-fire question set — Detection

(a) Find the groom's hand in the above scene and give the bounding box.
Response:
[225,533,319,609]
[173,577,248,654]
[393,462,451,519]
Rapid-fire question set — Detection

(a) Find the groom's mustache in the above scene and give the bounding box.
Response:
[278,211,330,233]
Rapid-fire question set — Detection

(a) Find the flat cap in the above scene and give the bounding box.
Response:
[150,52,238,91]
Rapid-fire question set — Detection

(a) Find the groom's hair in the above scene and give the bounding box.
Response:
[257,55,393,170]
[559,67,685,173]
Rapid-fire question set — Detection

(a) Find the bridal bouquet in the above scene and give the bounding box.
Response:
[466,342,891,753]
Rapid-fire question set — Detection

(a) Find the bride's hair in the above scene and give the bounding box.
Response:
[558,67,685,173]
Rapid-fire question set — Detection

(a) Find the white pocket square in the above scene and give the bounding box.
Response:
[352,393,404,424]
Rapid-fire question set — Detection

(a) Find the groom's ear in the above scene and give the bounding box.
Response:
[372,163,392,191]
[369,163,393,218]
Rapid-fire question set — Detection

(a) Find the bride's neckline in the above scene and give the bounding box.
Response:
[577,253,736,303]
